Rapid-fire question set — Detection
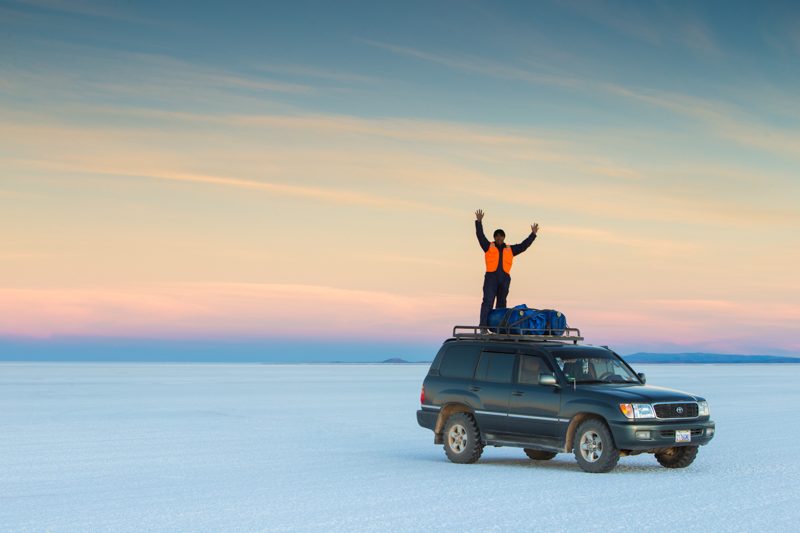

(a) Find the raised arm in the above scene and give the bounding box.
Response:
[474,209,490,252]
[510,222,539,255]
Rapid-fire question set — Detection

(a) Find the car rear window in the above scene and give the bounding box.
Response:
[438,344,481,379]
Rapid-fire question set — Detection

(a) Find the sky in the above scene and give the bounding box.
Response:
[1,0,799,360]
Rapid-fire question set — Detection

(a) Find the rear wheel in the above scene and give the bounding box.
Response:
[655,446,698,468]
[524,449,557,461]
[443,413,483,464]
[572,419,620,473]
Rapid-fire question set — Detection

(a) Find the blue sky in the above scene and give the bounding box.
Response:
[5,0,799,122]
[2,0,799,360]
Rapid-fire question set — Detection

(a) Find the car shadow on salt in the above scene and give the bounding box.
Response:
[475,458,664,473]
[406,453,665,473]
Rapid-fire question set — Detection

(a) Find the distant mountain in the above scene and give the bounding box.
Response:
[623,352,800,364]
[382,357,410,364]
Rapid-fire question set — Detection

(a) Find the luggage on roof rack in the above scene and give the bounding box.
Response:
[487,305,568,336]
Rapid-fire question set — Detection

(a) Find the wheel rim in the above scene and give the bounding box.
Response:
[579,430,603,462]
[448,424,468,453]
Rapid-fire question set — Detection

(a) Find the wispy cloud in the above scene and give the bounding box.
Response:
[7,158,457,214]
[0,284,475,340]
[0,46,317,114]
[546,225,697,255]
[366,40,800,160]
[8,0,155,24]
[256,64,383,85]
[3,105,796,229]
[4,285,798,353]
[117,169,457,214]
[366,254,462,268]
[556,0,720,56]
[362,39,586,90]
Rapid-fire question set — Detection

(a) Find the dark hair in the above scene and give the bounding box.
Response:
[493,229,505,238]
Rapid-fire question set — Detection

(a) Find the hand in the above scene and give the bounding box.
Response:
[531,222,539,235]
[475,209,484,222]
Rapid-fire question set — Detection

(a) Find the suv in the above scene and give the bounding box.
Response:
[416,326,715,473]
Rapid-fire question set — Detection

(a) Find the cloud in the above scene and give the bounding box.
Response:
[3,106,796,229]
[567,298,800,354]
[362,39,587,90]
[4,155,458,214]
[556,0,720,56]
[110,169,457,214]
[644,298,800,323]
[365,41,800,160]
[546,225,697,255]
[256,64,383,85]
[366,254,462,268]
[600,86,800,155]
[8,0,153,23]
[0,284,475,340]
[680,20,720,56]
[3,285,798,354]
[0,46,316,116]
[226,112,562,154]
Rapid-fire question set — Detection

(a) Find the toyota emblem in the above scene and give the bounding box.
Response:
[676,406,684,414]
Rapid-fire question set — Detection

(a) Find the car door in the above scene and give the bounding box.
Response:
[471,350,517,434]
[507,353,563,439]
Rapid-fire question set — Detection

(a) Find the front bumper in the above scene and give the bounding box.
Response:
[609,419,715,450]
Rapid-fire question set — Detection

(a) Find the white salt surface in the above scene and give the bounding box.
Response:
[1,363,799,532]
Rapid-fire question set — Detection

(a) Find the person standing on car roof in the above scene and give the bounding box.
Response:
[475,209,539,328]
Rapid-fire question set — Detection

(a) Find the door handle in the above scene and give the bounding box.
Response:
[511,391,524,396]
[469,386,481,392]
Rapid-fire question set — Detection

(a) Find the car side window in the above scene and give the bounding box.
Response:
[438,344,481,379]
[475,352,516,383]
[519,355,543,385]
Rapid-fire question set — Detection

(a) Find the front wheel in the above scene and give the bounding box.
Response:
[442,413,483,464]
[573,419,620,473]
[655,446,698,468]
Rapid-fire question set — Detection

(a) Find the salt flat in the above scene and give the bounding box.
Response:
[1,362,799,532]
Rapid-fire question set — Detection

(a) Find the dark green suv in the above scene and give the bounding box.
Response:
[416,327,715,473]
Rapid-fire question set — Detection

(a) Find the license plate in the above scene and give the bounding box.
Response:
[675,429,691,443]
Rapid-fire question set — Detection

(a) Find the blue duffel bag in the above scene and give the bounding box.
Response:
[538,308,567,336]
[487,305,567,335]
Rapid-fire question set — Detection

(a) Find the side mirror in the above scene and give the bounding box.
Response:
[539,373,558,386]
[637,372,646,384]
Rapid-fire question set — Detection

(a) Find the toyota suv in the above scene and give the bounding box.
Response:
[416,326,715,473]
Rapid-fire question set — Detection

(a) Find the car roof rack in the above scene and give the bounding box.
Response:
[452,325,584,345]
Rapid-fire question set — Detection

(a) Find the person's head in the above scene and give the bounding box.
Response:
[493,229,505,246]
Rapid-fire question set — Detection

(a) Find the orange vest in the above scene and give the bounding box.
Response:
[485,244,514,274]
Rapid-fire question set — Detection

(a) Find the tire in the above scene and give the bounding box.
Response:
[572,419,620,473]
[442,412,483,464]
[524,449,557,461]
[655,446,699,468]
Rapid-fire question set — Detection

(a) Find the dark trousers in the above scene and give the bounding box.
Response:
[480,272,511,326]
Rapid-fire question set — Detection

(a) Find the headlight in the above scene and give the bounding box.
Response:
[619,403,656,419]
[698,401,710,417]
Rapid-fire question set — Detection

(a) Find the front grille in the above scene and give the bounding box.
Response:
[660,428,704,438]
[654,402,698,419]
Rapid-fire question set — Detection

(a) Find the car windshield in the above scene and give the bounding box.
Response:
[555,354,639,384]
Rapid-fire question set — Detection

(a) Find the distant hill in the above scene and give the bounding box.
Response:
[382,357,410,364]
[623,352,800,364]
